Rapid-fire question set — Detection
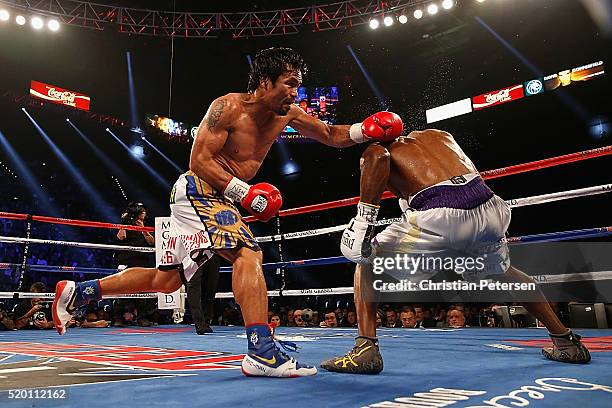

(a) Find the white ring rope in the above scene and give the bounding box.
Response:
[3,269,612,300]
[255,183,612,242]
[0,183,609,251]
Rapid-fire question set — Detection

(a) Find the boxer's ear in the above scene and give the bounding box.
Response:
[259,77,271,91]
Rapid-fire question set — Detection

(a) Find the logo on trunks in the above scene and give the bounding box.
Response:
[450,175,467,184]
[181,230,211,252]
[250,195,268,213]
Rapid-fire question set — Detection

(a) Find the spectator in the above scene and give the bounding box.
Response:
[12,282,53,330]
[400,306,417,328]
[435,308,447,327]
[420,307,437,328]
[335,307,345,326]
[376,309,385,328]
[447,309,467,328]
[344,309,357,327]
[115,202,156,326]
[286,309,295,327]
[0,302,15,330]
[385,309,399,328]
[270,312,281,327]
[320,309,338,328]
[293,309,306,327]
[80,309,110,328]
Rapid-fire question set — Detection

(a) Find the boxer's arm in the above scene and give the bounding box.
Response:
[287,105,354,148]
[360,144,391,206]
[189,97,237,191]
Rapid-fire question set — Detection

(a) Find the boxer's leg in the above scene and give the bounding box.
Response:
[354,264,378,338]
[53,267,182,335]
[502,266,565,334]
[216,246,317,377]
[216,246,266,326]
[99,267,182,294]
[502,265,591,363]
[320,264,384,375]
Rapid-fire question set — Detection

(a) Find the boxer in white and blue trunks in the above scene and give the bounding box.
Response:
[321,129,591,374]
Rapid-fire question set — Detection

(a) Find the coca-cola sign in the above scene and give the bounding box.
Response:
[29,80,91,111]
[472,84,524,111]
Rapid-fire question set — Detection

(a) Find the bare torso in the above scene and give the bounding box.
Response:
[189,93,293,182]
[386,129,478,199]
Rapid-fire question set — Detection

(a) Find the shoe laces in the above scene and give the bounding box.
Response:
[336,340,372,367]
[268,322,299,355]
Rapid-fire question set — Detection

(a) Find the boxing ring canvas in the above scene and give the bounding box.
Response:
[1,326,610,407]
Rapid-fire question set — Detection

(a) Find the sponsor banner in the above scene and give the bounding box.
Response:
[425,98,472,124]
[524,78,544,96]
[29,80,91,111]
[157,290,181,309]
[571,60,605,82]
[155,217,174,267]
[543,62,605,92]
[472,84,524,111]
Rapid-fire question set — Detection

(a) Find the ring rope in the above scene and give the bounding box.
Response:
[0,236,154,252]
[255,183,612,242]
[245,145,612,221]
[0,145,608,229]
[0,183,610,251]
[5,268,612,301]
[2,224,610,276]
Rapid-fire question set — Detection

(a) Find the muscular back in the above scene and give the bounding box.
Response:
[387,129,478,199]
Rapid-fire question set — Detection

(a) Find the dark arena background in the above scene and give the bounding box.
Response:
[0,0,611,407]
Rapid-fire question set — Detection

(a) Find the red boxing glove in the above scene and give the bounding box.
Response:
[223,177,283,222]
[241,183,283,222]
[350,111,403,143]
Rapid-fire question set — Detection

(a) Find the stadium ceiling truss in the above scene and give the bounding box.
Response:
[0,0,423,38]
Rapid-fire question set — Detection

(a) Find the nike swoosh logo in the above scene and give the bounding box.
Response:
[252,354,276,365]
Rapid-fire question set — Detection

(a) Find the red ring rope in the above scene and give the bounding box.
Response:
[0,145,609,228]
[245,144,612,221]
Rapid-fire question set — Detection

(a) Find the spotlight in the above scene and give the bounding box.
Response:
[398,14,408,24]
[31,16,44,30]
[369,18,380,29]
[0,10,9,22]
[48,19,60,31]
[476,0,486,2]
[16,15,26,25]
[414,9,423,19]
[442,0,454,9]
[129,145,145,159]
[66,118,70,122]
[427,4,439,15]
[383,16,394,27]
[282,161,299,176]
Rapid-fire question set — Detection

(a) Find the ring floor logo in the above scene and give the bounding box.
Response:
[0,342,244,391]
[363,378,612,408]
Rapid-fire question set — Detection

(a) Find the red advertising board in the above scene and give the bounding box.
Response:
[30,80,91,111]
[472,84,524,111]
